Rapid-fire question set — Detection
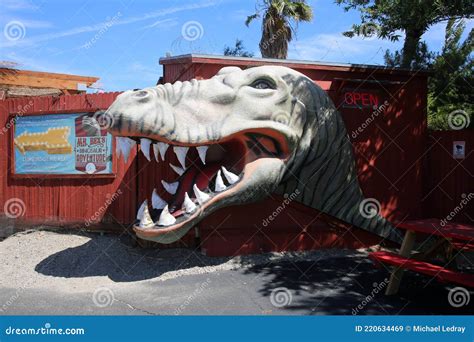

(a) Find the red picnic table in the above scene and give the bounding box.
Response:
[369,218,474,295]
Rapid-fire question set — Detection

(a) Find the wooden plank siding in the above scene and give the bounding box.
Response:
[0,55,470,256]
[162,55,430,224]
[423,130,474,225]
[0,92,137,232]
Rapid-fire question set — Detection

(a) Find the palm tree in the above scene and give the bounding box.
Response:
[246,0,313,59]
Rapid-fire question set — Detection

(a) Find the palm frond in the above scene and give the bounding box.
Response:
[249,0,314,59]
[245,13,260,26]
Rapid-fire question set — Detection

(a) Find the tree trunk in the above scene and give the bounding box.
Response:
[402,28,422,68]
[259,27,289,59]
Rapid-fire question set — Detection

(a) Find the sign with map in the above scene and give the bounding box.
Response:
[13,113,113,175]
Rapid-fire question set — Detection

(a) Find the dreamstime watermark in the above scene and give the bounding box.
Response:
[1,100,34,136]
[92,110,115,130]
[238,183,272,204]
[5,323,85,336]
[174,278,211,315]
[181,21,204,41]
[3,198,26,219]
[440,192,473,227]
[92,287,115,308]
[85,189,122,227]
[352,278,389,315]
[0,281,33,313]
[351,100,389,139]
[4,20,26,41]
[270,287,292,308]
[447,109,470,130]
[359,198,381,219]
[448,287,470,308]
[262,189,300,227]
[260,28,284,50]
[83,12,122,49]
[357,22,380,41]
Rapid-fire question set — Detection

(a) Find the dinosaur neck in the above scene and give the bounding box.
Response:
[276,109,400,243]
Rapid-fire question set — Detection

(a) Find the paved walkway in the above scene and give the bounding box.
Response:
[0,230,472,315]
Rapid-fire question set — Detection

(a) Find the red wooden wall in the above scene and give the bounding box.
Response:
[161,56,429,224]
[158,56,436,255]
[0,93,137,230]
[0,55,471,256]
[423,130,473,224]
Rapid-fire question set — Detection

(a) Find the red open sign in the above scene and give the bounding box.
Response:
[343,89,380,108]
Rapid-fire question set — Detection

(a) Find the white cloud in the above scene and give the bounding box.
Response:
[2,0,40,11]
[142,18,179,30]
[230,9,250,22]
[289,32,403,65]
[19,19,52,29]
[424,18,473,41]
[423,22,447,42]
[1,0,219,48]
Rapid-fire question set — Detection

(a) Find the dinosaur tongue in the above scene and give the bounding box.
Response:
[169,163,221,215]
[132,137,250,226]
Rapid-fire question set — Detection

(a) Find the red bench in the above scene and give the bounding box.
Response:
[369,219,474,295]
[370,251,474,288]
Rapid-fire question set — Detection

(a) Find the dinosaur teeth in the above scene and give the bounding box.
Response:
[196,146,208,164]
[157,205,176,226]
[117,137,136,163]
[139,201,154,228]
[214,170,227,192]
[152,144,160,163]
[182,192,197,213]
[173,146,189,169]
[157,142,169,161]
[140,138,152,161]
[136,200,147,220]
[169,163,185,176]
[151,189,167,209]
[161,180,179,195]
[193,184,210,205]
[115,137,122,157]
[221,166,239,184]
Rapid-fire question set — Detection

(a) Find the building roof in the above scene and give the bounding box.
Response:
[0,68,99,98]
[159,53,431,76]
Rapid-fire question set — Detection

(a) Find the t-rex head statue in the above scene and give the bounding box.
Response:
[105,66,399,244]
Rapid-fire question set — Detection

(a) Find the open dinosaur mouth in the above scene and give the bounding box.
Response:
[115,129,290,241]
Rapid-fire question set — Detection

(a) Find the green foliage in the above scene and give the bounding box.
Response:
[385,19,473,130]
[336,0,474,67]
[428,19,473,130]
[223,40,255,57]
[384,41,436,69]
[246,0,313,59]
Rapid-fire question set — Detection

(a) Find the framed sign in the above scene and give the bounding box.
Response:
[12,113,114,177]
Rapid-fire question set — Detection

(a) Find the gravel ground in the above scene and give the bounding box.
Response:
[0,229,472,315]
[0,229,370,287]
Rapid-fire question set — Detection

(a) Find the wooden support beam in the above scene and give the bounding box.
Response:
[385,230,417,295]
[0,68,99,91]
[1,74,79,90]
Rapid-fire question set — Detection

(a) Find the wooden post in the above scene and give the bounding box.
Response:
[385,230,417,295]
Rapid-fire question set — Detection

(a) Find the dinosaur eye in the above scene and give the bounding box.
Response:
[249,79,276,90]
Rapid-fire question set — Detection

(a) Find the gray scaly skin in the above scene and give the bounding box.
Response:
[105,66,401,244]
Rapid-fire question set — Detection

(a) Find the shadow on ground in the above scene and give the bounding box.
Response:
[35,232,226,282]
[241,256,474,315]
[34,232,473,315]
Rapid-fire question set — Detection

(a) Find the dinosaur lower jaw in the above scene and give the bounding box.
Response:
[117,130,289,244]
[134,158,278,243]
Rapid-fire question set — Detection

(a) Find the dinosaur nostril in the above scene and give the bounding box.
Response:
[134,90,148,98]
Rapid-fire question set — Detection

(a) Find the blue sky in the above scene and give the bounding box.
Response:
[1,0,472,91]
